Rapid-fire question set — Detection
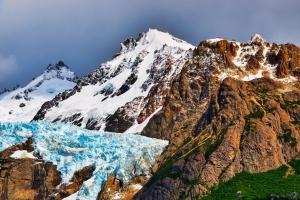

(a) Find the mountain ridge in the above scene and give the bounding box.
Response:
[1,30,300,199]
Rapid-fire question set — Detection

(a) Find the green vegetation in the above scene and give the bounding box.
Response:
[254,89,270,95]
[146,138,200,187]
[243,110,264,132]
[205,128,227,159]
[279,129,297,147]
[244,110,264,120]
[280,99,300,110]
[291,120,300,125]
[288,159,300,175]
[146,154,182,187]
[244,121,254,132]
[265,106,277,113]
[201,160,300,200]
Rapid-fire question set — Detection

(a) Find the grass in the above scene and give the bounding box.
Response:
[280,99,300,110]
[146,154,182,187]
[146,138,199,187]
[279,129,298,147]
[243,110,264,132]
[291,120,300,125]
[205,128,227,160]
[244,110,264,120]
[201,160,300,200]
[244,121,254,132]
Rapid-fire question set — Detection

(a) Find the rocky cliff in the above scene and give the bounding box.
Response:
[134,36,300,199]
[0,138,94,200]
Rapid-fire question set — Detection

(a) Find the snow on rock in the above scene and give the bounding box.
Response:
[36,29,194,133]
[0,121,168,200]
[62,192,78,200]
[249,34,267,44]
[0,61,78,122]
[10,150,37,159]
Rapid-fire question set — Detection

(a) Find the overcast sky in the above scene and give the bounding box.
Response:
[0,0,299,91]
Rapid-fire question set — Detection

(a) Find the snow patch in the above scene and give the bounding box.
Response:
[10,150,37,159]
[131,184,143,190]
[242,70,263,81]
[62,192,78,200]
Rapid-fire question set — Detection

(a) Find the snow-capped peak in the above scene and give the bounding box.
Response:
[249,34,267,44]
[113,29,193,59]
[43,61,78,82]
[0,61,78,122]
[35,29,194,133]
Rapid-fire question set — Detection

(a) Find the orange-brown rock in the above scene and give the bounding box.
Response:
[266,43,300,78]
[246,55,260,73]
[97,174,121,200]
[98,174,148,200]
[50,165,95,200]
[255,46,265,62]
[0,139,94,200]
[0,139,62,200]
[135,70,300,199]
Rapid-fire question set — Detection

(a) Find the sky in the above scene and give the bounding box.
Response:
[0,0,300,91]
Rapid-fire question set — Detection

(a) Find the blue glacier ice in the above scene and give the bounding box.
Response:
[0,121,168,200]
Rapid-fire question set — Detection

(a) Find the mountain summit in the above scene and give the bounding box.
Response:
[249,33,267,44]
[33,29,194,133]
[0,61,78,122]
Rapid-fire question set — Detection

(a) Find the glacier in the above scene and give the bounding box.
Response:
[0,121,168,200]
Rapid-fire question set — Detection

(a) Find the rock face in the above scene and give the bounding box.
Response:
[97,174,149,200]
[134,35,300,199]
[0,138,94,200]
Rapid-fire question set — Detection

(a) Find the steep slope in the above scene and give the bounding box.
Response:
[134,35,300,199]
[32,29,194,133]
[0,61,78,122]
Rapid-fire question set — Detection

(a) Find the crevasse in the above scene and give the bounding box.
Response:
[0,121,168,200]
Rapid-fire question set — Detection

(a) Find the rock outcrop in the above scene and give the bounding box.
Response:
[0,138,94,200]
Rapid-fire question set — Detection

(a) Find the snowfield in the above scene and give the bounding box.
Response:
[0,121,168,200]
[0,62,77,122]
[42,29,194,132]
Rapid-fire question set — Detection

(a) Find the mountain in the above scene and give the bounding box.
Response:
[0,61,78,122]
[1,29,300,200]
[32,29,194,133]
[134,35,300,199]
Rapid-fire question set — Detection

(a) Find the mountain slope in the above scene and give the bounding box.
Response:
[134,35,300,199]
[32,29,194,133]
[0,61,78,122]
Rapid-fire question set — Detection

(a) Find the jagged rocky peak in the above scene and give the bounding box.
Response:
[43,60,78,82]
[249,33,267,44]
[0,88,10,95]
[113,37,137,58]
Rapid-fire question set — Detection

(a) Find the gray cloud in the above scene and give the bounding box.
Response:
[0,0,300,90]
[0,54,18,82]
